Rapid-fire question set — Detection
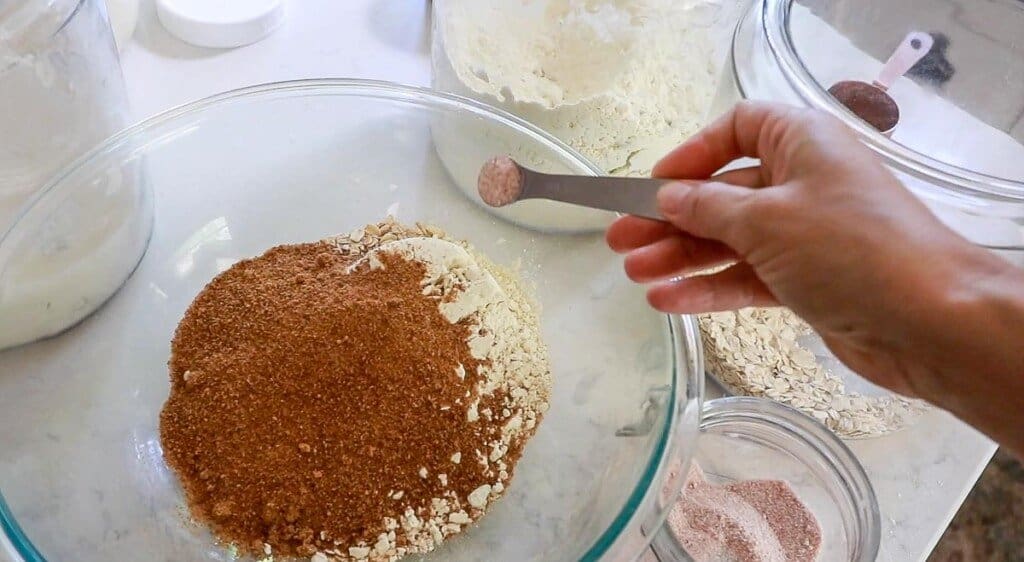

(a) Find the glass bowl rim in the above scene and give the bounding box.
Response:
[749,0,1024,202]
[0,78,705,562]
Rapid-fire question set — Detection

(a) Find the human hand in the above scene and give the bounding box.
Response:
[606,101,1020,403]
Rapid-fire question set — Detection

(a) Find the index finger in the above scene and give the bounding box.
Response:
[606,215,678,253]
[652,101,804,179]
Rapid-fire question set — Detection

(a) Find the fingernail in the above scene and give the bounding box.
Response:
[657,182,693,215]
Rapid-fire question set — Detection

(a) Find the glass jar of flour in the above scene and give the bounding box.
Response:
[0,0,152,349]
[431,0,744,232]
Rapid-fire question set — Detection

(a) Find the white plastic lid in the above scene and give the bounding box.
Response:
[156,0,285,49]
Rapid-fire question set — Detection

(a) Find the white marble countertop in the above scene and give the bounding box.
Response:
[1,1,996,561]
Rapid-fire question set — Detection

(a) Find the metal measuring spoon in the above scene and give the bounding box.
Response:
[828,31,934,136]
[477,156,667,220]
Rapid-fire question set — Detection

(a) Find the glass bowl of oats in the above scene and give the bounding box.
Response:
[0,80,703,562]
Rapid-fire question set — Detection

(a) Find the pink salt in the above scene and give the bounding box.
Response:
[725,481,823,562]
[665,464,822,562]
[661,460,707,505]
[672,485,786,562]
[477,155,523,207]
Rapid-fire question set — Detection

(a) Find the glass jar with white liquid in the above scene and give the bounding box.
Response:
[0,0,152,349]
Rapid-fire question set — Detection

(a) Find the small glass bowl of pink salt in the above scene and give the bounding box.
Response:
[650,397,880,562]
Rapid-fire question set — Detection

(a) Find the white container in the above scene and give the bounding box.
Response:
[0,0,152,349]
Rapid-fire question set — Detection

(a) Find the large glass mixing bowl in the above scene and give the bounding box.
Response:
[0,80,703,562]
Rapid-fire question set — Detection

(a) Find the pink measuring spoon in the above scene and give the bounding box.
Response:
[828,31,934,135]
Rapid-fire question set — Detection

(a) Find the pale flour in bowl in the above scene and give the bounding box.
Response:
[431,0,739,231]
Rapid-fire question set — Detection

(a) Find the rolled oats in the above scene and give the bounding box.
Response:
[700,308,928,438]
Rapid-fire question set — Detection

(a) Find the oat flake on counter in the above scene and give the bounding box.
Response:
[699,308,928,438]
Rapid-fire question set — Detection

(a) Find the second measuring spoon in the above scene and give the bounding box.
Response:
[828,31,934,135]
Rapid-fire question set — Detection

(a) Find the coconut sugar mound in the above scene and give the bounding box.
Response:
[159,218,551,562]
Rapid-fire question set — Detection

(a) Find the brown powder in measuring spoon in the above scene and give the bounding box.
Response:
[828,80,899,133]
[159,237,542,559]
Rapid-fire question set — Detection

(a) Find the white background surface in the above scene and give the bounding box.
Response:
[123,0,432,120]
[1,1,997,561]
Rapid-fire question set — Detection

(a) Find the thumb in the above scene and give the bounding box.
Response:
[657,181,759,253]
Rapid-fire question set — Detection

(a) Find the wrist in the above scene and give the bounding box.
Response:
[909,251,1024,444]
